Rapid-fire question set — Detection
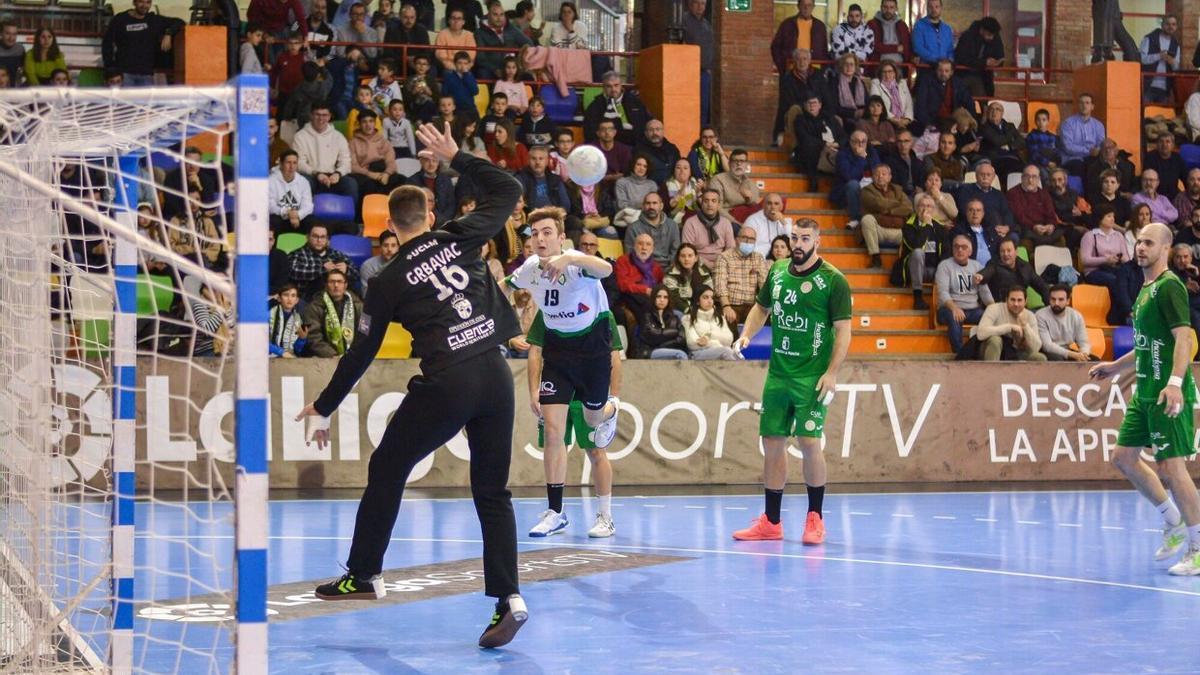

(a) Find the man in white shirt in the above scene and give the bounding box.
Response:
[268,149,315,234]
[291,103,359,233]
[1036,284,1093,361]
[744,192,790,258]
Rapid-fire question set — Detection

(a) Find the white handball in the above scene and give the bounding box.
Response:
[566,145,608,187]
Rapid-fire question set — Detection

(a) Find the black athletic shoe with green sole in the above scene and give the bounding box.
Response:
[314,573,385,601]
[478,594,528,648]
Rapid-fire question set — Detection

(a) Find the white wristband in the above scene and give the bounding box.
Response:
[1168,375,1184,388]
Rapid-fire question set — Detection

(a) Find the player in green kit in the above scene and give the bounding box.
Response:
[730,218,852,544]
[1090,222,1200,575]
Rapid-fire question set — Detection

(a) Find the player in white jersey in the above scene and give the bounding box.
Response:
[506,206,620,538]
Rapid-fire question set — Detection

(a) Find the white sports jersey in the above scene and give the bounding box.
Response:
[506,255,611,335]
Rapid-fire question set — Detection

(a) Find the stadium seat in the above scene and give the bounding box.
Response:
[1143,105,1175,121]
[68,272,114,321]
[1181,144,1200,172]
[580,86,603,112]
[1006,172,1022,190]
[1024,101,1061,132]
[741,325,772,360]
[1033,245,1073,276]
[332,119,348,137]
[1025,286,1045,310]
[78,320,112,358]
[376,323,413,358]
[76,68,105,87]
[1070,284,1112,327]
[475,87,490,118]
[1016,246,1029,262]
[539,84,579,124]
[149,150,180,174]
[596,237,624,260]
[223,192,236,217]
[1086,327,1106,360]
[276,232,307,253]
[330,234,373,268]
[1111,325,1134,358]
[362,194,390,238]
[1066,175,1083,195]
[991,99,1022,128]
[136,274,175,316]
[313,193,356,223]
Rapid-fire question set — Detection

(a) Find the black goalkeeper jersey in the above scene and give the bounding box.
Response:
[314,152,522,416]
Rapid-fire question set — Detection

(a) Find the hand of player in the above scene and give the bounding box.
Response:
[733,336,750,352]
[1158,384,1185,418]
[530,397,542,419]
[1088,361,1117,381]
[295,403,331,450]
[415,121,460,164]
[538,252,576,280]
[815,372,837,406]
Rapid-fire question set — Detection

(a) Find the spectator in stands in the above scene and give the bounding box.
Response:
[292,104,359,230]
[435,8,476,72]
[283,61,333,129]
[404,57,440,122]
[1169,243,1200,338]
[745,193,790,258]
[247,0,306,41]
[910,0,954,66]
[305,0,336,60]
[405,151,457,224]
[453,116,488,158]
[954,17,1005,97]
[384,100,417,159]
[366,59,403,119]
[770,0,830,97]
[828,53,869,134]
[957,161,1015,231]
[663,242,711,313]
[1084,139,1135,202]
[1008,164,1063,253]
[171,190,227,271]
[774,48,828,148]
[24,27,66,86]
[924,132,966,191]
[623,192,678,267]
[974,287,1045,361]
[548,127,574,179]
[271,33,308,109]
[870,61,913,130]
[1144,133,1187,201]
[684,285,739,360]
[914,168,958,227]
[474,1,532,79]
[269,283,308,358]
[508,1,541,43]
[519,97,553,147]
[859,162,911,268]
[373,0,397,31]
[833,130,881,232]
[269,150,316,233]
[592,119,633,184]
[768,235,792,262]
[584,71,651,147]
[683,189,737,266]
[1127,201,1153,244]
[359,229,399,297]
[1037,285,1093,361]
[791,94,845,192]
[831,4,873,62]
[288,223,361,300]
[1188,79,1200,143]
[239,24,266,75]
[1058,94,1106,175]
[444,0,484,31]
[1140,15,1181,104]
[638,284,689,359]
[868,0,909,70]
[856,95,897,150]
[637,120,682,186]
[893,193,942,310]
[162,146,222,221]
[548,1,589,49]
[616,232,664,325]
[1175,205,1200,257]
[1047,167,1091,250]
[0,22,24,84]
[1080,204,1133,324]
[885,129,924,196]
[615,155,659,220]
[913,59,972,133]
[383,3,432,69]
[979,238,1050,306]
[708,148,761,224]
[268,118,291,167]
[688,126,729,181]
[936,234,994,354]
[187,280,232,356]
[980,101,1025,178]
[715,226,770,326]
[302,269,363,357]
[518,145,579,238]
[664,158,703,225]
[1131,169,1179,225]
[337,2,381,60]
[48,68,69,86]
[682,0,714,125]
[951,108,983,166]
[1023,110,1060,173]
[349,110,404,196]
[953,198,999,265]
[478,92,513,144]
[486,118,528,171]
[102,0,184,87]
[493,57,529,116]
[1174,169,1200,229]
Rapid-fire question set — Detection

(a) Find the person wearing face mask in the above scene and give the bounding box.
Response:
[714,226,770,327]
[1035,284,1093,361]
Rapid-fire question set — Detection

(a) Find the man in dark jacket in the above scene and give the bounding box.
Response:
[405,152,457,225]
[978,238,1051,306]
[1083,138,1137,202]
[515,146,581,240]
[792,94,845,190]
[636,119,682,185]
[913,59,974,133]
[473,1,531,80]
[954,17,1005,97]
[770,0,829,74]
[383,3,432,69]
[583,72,652,146]
[1143,133,1188,200]
[773,47,830,145]
[884,129,926,196]
[102,0,185,86]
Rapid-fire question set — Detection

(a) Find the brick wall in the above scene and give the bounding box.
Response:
[712,3,779,147]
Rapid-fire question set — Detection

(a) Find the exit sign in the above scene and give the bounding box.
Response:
[726,0,750,11]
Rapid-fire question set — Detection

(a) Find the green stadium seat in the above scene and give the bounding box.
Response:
[76,68,106,87]
[276,232,307,253]
[136,274,175,316]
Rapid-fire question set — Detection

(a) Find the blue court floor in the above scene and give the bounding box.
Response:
[131,490,1200,674]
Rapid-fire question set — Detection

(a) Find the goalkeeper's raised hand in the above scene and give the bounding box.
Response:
[415,121,460,164]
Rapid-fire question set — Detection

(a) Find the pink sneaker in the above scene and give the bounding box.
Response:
[732,514,783,541]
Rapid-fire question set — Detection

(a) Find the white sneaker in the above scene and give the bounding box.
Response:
[846,219,860,230]
[587,512,615,538]
[590,396,620,449]
[1167,545,1200,576]
[528,509,568,537]
[1156,522,1188,561]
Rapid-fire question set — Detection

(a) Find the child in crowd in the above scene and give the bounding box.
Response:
[519,96,553,147]
[271,32,307,110]
[346,85,381,138]
[1025,108,1061,171]
[240,23,265,74]
[550,127,575,181]
[404,54,440,123]
[269,283,308,358]
[435,95,457,130]
[492,56,529,115]
[368,58,403,118]
[478,92,512,144]
[329,46,365,119]
[371,0,395,31]
[442,51,480,119]
[282,61,332,128]
[384,99,417,159]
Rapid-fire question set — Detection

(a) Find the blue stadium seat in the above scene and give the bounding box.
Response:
[313,193,356,223]
[740,325,772,360]
[1066,175,1084,195]
[1181,144,1200,172]
[149,150,180,174]
[539,84,579,124]
[1111,325,1134,359]
[329,234,373,268]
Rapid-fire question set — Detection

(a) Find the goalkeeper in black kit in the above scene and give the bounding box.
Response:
[296,122,528,648]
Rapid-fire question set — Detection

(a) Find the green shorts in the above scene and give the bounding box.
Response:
[538,400,597,450]
[760,375,826,438]
[1116,397,1196,461]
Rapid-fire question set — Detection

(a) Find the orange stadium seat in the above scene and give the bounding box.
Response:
[1085,327,1107,359]
[363,194,390,239]
[1071,284,1112,327]
[1025,101,1061,132]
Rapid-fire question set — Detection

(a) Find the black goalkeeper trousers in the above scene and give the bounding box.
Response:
[346,348,519,598]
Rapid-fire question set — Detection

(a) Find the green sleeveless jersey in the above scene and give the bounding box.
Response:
[756,258,853,380]
[1132,270,1195,402]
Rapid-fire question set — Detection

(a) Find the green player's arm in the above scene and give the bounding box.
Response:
[1169,326,1192,382]
[825,319,852,378]
[568,250,613,278]
[735,302,771,349]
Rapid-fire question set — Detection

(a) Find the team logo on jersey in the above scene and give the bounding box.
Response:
[800,281,813,294]
[803,420,817,432]
[451,293,473,320]
[357,313,372,334]
[576,302,590,314]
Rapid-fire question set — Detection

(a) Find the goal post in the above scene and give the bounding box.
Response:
[0,73,269,674]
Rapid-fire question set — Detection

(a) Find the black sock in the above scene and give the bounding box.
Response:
[807,484,825,516]
[765,488,784,524]
[547,483,564,513]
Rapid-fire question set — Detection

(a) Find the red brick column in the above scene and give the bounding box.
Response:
[712,3,779,146]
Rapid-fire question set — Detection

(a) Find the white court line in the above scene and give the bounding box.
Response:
[684,505,707,510]
[1058,523,1083,528]
[933,516,956,520]
[643,505,666,509]
[1016,520,1042,525]
[975,518,998,522]
[1101,526,1126,531]
[849,512,872,516]
[724,506,749,511]
[892,514,914,518]
[1145,528,1163,533]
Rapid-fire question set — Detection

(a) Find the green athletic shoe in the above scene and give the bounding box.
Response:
[1156,523,1187,561]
